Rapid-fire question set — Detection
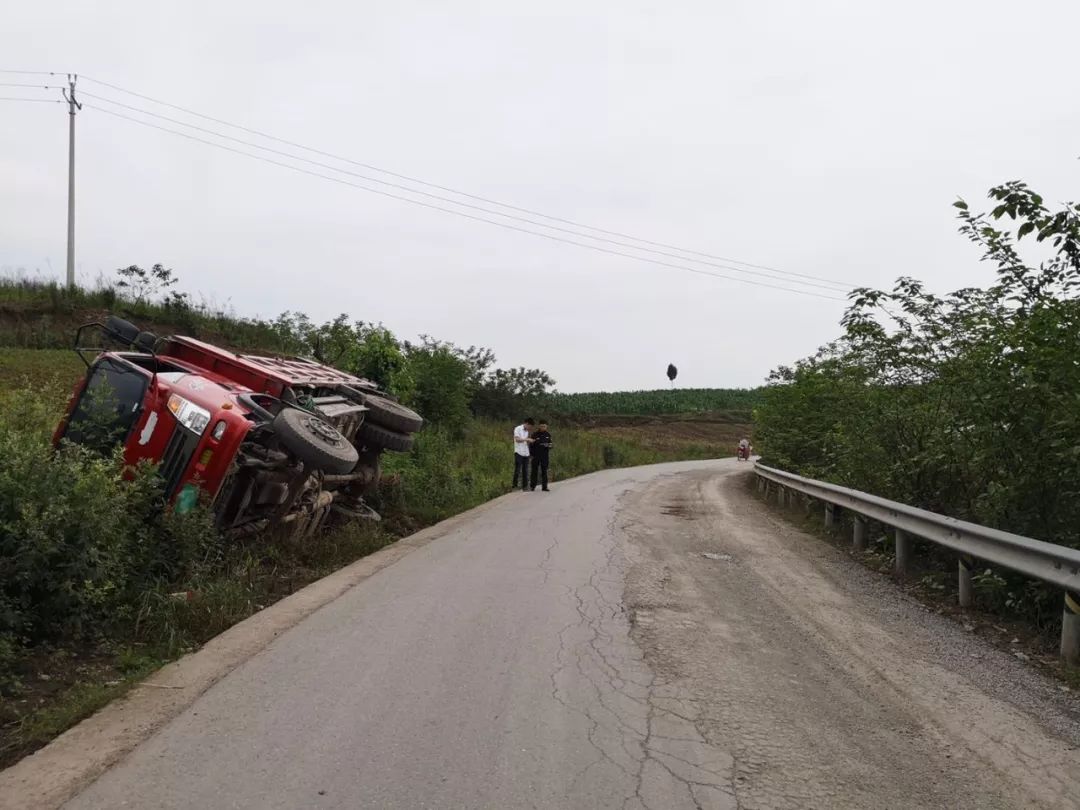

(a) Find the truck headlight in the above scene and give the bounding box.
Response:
[167,394,212,435]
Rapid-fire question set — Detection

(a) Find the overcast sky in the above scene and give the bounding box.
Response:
[2,1,1078,391]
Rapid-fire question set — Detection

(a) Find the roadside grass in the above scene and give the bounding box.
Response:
[1064,666,1080,691]
[0,347,731,767]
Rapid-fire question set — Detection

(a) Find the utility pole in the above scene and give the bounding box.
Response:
[62,74,81,288]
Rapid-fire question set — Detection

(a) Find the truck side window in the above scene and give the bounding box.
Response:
[65,358,149,453]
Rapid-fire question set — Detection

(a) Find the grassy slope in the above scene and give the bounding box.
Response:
[0,278,293,351]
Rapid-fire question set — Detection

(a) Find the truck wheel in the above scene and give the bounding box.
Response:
[273,407,359,474]
[361,394,423,434]
[135,331,158,352]
[105,315,139,345]
[357,421,414,453]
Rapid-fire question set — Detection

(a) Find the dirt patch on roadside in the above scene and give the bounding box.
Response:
[587,417,749,457]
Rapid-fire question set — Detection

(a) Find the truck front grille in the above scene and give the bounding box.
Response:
[160,426,201,499]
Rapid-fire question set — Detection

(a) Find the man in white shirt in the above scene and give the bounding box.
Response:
[512,418,535,491]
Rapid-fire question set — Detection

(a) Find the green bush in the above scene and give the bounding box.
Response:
[0,392,221,675]
[402,344,472,434]
[756,180,1080,627]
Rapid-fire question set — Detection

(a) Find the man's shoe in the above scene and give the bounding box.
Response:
[542,488,550,492]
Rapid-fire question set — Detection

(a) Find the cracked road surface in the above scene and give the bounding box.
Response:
[64,460,1080,809]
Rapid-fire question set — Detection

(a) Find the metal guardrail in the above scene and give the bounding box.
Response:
[753,462,1080,664]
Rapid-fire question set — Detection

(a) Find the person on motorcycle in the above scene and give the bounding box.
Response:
[737,438,750,460]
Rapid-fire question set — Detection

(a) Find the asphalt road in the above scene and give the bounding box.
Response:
[64,460,1080,809]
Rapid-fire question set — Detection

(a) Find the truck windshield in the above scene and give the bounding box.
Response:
[64,358,149,453]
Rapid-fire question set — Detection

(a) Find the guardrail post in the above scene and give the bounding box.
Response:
[756,477,765,494]
[1063,592,1080,665]
[852,515,867,551]
[958,556,974,608]
[894,529,911,576]
[824,503,836,529]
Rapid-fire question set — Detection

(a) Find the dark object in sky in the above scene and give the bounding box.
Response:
[666,364,678,382]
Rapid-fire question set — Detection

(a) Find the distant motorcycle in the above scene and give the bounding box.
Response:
[736,444,750,461]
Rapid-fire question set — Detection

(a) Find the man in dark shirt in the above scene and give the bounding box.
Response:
[529,420,553,492]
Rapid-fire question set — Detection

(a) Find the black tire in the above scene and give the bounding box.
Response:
[105,315,139,346]
[134,331,158,352]
[273,407,359,474]
[362,393,423,434]
[357,421,414,453]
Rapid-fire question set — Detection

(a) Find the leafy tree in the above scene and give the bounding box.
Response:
[472,366,556,419]
[268,311,315,355]
[353,325,413,399]
[307,314,359,367]
[115,263,179,305]
[223,312,557,430]
[756,179,1080,624]
[402,340,472,434]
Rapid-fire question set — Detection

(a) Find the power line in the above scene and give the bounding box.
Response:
[0,82,63,90]
[0,97,63,103]
[0,69,65,76]
[83,103,849,302]
[79,73,855,289]
[79,89,848,293]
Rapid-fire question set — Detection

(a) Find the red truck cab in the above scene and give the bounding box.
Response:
[55,317,422,537]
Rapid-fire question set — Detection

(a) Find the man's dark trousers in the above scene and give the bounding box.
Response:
[530,455,549,491]
[513,454,530,491]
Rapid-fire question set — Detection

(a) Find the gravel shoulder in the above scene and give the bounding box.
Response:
[620,467,1080,809]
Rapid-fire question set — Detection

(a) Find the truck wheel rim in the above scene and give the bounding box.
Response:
[302,415,344,447]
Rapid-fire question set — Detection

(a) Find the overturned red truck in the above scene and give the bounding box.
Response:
[53,316,422,538]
